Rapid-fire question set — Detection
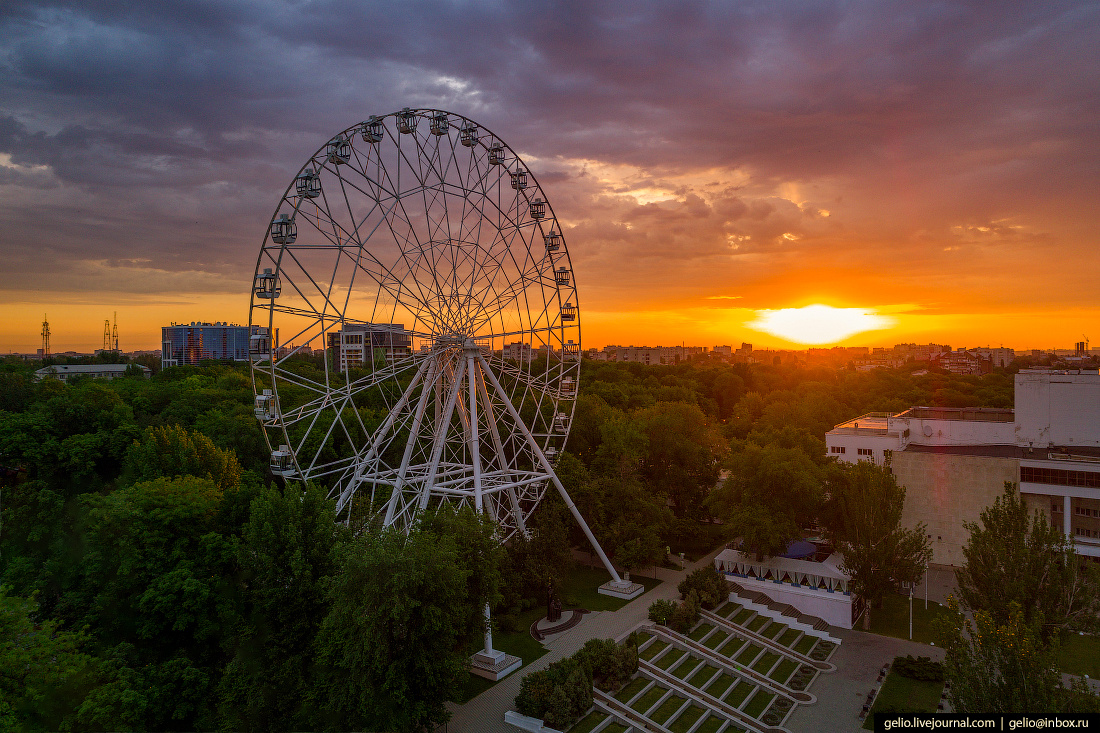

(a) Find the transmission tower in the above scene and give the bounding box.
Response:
[102,319,111,351]
[41,314,50,357]
[112,311,119,351]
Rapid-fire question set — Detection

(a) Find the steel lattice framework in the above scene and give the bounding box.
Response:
[248,109,608,554]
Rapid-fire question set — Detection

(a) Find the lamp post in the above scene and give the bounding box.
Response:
[909,585,914,640]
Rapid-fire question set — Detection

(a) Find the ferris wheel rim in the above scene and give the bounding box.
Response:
[248,108,581,538]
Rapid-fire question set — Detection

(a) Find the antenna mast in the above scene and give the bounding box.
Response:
[102,319,112,351]
[41,314,50,357]
[112,311,119,351]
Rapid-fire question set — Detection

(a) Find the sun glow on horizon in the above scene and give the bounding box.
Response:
[746,304,895,345]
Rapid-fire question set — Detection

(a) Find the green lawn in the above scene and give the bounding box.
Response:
[689,622,715,641]
[761,622,784,639]
[655,648,686,670]
[866,592,953,645]
[725,681,753,707]
[615,676,650,702]
[716,602,741,619]
[563,565,663,612]
[752,651,780,674]
[777,629,801,647]
[650,695,687,724]
[703,629,729,649]
[717,636,746,658]
[743,690,775,718]
[639,639,668,660]
[704,672,735,698]
[746,615,768,632]
[453,622,550,703]
[687,664,719,689]
[862,671,943,730]
[792,635,816,655]
[668,704,705,732]
[769,657,797,684]
[604,724,628,733]
[631,685,666,713]
[671,656,700,679]
[1058,632,1100,677]
[569,711,607,733]
[735,643,762,665]
[733,609,755,625]
[694,715,725,733]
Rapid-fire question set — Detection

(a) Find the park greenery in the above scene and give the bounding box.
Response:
[0,353,1034,729]
[514,637,638,729]
[955,483,1100,640]
[821,459,932,629]
[938,483,1100,713]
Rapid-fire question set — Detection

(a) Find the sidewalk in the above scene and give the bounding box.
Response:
[445,548,723,733]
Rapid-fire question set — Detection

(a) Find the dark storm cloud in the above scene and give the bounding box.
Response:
[0,0,1097,310]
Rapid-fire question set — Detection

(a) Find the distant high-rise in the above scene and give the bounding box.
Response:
[162,322,257,367]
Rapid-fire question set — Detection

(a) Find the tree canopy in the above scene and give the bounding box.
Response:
[955,483,1100,640]
[821,459,931,628]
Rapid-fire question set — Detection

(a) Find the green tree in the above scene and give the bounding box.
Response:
[637,401,726,520]
[955,483,1100,640]
[311,507,503,732]
[0,587,101,732]
[936,600,1100,714]
[122,424,241,490]
[75,476,237,730]
[218,483,347,731]
[821,460,931,629]
[707,443,822,559]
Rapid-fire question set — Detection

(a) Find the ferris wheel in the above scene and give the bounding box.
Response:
[247,109,622,580]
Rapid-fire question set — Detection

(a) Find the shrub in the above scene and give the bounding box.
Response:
[677,566,728,610]
[515,637,636,727]
[669,590,701,633]
[648,599,677,625]
[892,655,944,682]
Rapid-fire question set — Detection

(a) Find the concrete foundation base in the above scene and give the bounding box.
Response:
[597,580,644,600]
[470,649,522,681]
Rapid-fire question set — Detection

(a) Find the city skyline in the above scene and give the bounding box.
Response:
[2,2,1099,352]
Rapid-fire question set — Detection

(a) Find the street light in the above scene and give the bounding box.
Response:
[909,585,914,640]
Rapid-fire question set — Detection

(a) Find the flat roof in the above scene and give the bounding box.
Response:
[895,406,1014,423]
[36,363,148,374]
[903,443,1021,458]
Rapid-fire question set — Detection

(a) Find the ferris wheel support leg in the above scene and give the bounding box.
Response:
[476,353,623,585]
[384,358,439,526]
[475,364,528,538]
[335,355,432,515]
[420,356,467,511]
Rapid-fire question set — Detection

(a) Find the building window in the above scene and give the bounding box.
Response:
[857,448,873,456]
[1021,465,1100,488]
[830,446,846,454]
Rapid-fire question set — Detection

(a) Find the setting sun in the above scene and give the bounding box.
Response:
[745,305,895,345]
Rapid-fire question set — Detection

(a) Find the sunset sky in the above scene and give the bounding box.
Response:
[2,1,1098,353]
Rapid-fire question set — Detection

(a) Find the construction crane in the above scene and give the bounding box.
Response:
[41,314,50,357]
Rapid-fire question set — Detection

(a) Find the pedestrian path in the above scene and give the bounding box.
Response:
[446,550,722,732]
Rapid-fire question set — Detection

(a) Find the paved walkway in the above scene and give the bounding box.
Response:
[447,554,952,733]
[784,629,943,733]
